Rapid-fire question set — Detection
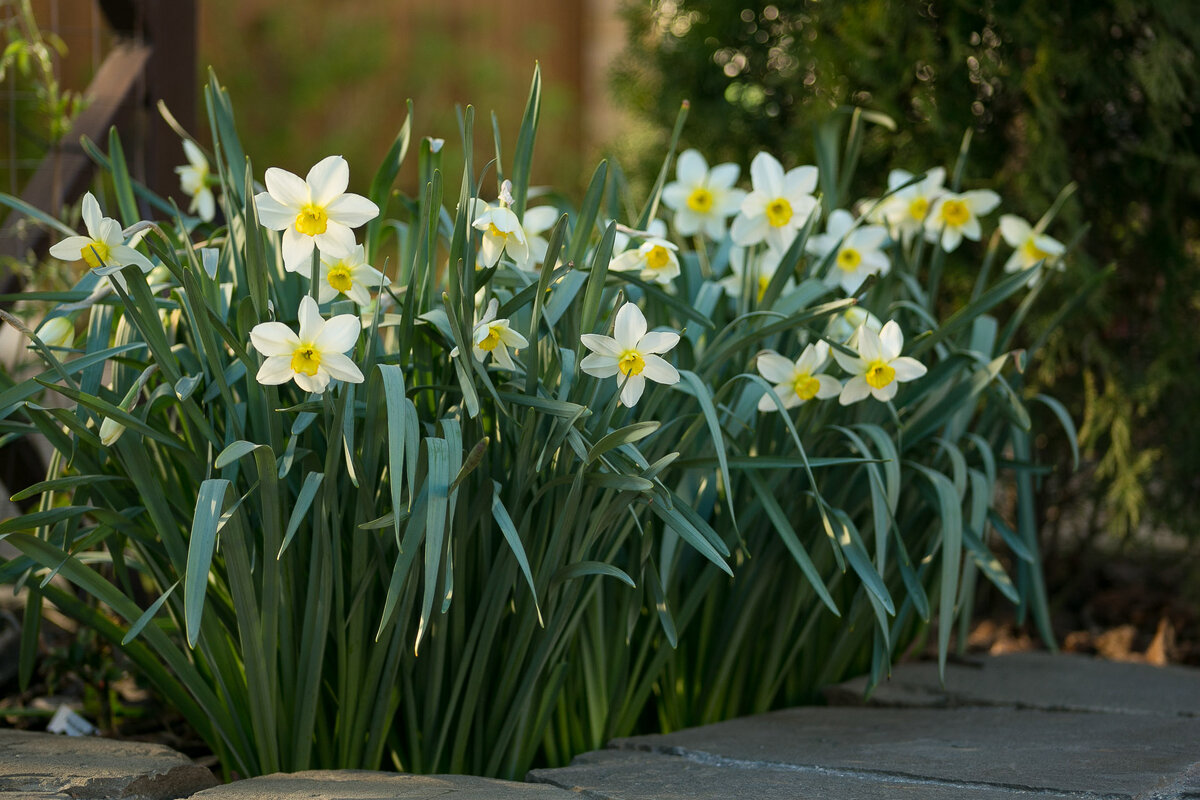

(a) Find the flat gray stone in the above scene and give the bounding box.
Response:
[613,706,1200,798]
[0,728,217,799]
[190,769,580,800]
[530,749,1029,799]
[825,652,1200,717]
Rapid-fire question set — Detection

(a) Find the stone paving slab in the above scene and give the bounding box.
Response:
[612,706,1200,798]
[0,728,217,799]
[188,769,581,800]
[824,652,1200,717]
[529,748,1035,799]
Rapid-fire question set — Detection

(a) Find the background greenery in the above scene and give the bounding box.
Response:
[612,0,1200,555]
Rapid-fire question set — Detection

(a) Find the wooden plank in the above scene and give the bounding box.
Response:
[141,0,197,204]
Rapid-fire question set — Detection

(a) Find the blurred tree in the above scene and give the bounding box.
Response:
[613,0,1200,544]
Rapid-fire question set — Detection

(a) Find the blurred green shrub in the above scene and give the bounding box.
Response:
[613,0,1200,542]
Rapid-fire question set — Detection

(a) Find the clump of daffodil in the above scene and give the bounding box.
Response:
[835,320,927,404]
[471,180,531,269]
[999,214,1065,281]
[879,167,946,243]
[254,155,379,273]
[720,246,792,303]
[610,235,681,286]
[756,341,842,411]
[807,209,891,294]
[249,295,364,394]
[731,152,819,253]
[581,302,680,408]
[451,298,529,370]
[176,140,215,223]
[924,188,1000,252]
[315,243,388,306]
[49,192,153,286]
[661,149,746,239]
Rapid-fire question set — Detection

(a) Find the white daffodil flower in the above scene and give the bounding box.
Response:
[520,205,561,271]
[99,416,126,447]
[807,209,891,294]
[35,316,74,349]
[826,305,883,344]
[49,193,154,287]
[730,152,819,253]
[581,302,680,407]
[249,295,364,394]
[610,237,681,286]
[719,246,793,302]
[450,298,530,370]
[316,243,388,306]
[756,342,842,411]
[835,320,927,404]
[999,214,1065,281]
[254,155,379,273]
[662,149,746,239]
[176,140,215,222]
[881,167,946,243]
[924,189,1001,252]
[470,197,529,269]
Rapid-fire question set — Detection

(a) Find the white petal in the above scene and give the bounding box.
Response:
[320,351,365,383]
[480,298,500,324]
[255,192,295,230]
[491,344,517,370]
[940,226,963,252]
[815,374,843,398]
[183,139,207,169]
[891,356,926,382]
[959,217,982,242]
[523,205,560,234]
[619,374,646,407]
[81,192,103,236]
[730,212,768,247]
[833,347,863,374]
[249,321,300,356]
[294,368,330,394]
[49,236,91,260]
[879,320,903,360]
[614,302,647,348]
[709,162,740,190]
[965,189,1001,216]
[750,152,785,197]
[580,352,619,377]
[282,227,316,272]
[326,193,379,227]
[662,182,689,212]
[676,149,708,185]
[297,296,324,341]
[306,155,350,206]
[824,209,855,239]
[641,354,679,385]
[998,214,1030,247]
[1035,234,1065,256]
[314,223,356,259]
[499,327,529,349]
[197,188,216,223]
[674,208,702,236]
[871,381,899,402]
[479,235,503,267]
[265,167,309,208]
[784,165,819,198]
[255,355,295,385]
[637,330,679,355]
[839,376,872,405]
[757,351,796,383]
[580,333,621,357]
[796,340,829,373]
[110,245,155,272]
[315,313,362,353]
[857,325,884,362]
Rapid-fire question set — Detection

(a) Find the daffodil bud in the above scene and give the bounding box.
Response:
[100,416,127,447]
[36,316,74,349]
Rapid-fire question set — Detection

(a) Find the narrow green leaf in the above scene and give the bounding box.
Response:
[185,479,229,648]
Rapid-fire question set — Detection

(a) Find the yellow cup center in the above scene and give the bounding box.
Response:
[792,373,820,401]
[909,196,929,221]
[478,324,503,352]
[837,247,862,272]
[756,275,770,302]
[864,359,895,390]
[487,222,508,240]
[766,198,793,227]
[646,245,671,271]
[618,350,646,377]
[295,203,329,236]
[291,344,322,376]
[1021,239,1050,262]
[687,187,714,213]
[326,263,355,293]
[81,239,113,269]
[939,199,970,228]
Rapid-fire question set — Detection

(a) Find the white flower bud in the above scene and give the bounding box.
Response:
[36,316,74,349]
[100,416,127,447]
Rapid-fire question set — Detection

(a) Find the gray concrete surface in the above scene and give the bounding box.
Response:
[187,769,580,800]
